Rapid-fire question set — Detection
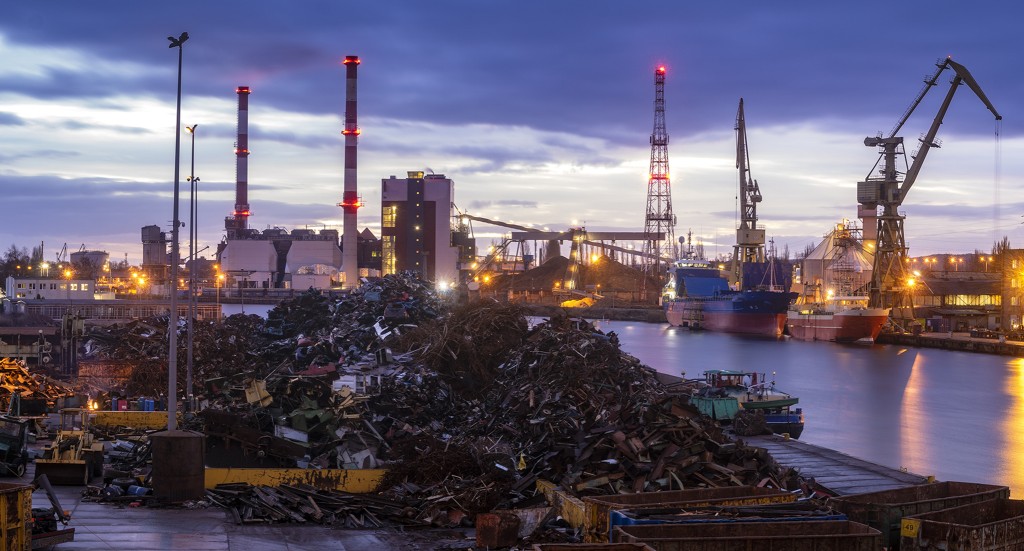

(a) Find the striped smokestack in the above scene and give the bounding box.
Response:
[339,56,361,289]
[231,86,251,237]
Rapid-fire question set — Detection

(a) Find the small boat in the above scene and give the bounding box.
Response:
[688,369,804,439]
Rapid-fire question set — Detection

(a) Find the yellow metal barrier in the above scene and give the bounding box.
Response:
[536,479,587,529]
[92,411,177,430]
[204,468,387,493]
[0,483,31,551]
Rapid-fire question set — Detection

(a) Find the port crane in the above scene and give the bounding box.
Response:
[732,98,766,289]
[858,57,1000,315]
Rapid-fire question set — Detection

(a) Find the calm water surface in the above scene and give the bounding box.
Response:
[596,320,1023,496]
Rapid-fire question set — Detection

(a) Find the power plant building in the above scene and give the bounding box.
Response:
[381,171,461,285]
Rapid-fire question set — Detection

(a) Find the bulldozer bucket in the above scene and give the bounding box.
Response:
[34,460,90,485]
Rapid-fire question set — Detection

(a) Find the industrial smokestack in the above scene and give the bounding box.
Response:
[339,56,361,289]
[230,86,252,238]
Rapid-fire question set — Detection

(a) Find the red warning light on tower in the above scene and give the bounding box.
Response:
[657,65,667,74]
[342,56,361,65]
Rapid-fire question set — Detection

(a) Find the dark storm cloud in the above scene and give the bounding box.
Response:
[0,112,26,126]
[2,1,1017,150]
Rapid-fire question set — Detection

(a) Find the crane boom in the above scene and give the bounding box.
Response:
[862,57,1001,314]
[898,58,1002,201]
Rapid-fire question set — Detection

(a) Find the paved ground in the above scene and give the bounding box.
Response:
[17,464,476,551]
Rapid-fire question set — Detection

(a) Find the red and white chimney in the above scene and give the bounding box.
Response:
[339,56,361,289]
[229,86,252,237]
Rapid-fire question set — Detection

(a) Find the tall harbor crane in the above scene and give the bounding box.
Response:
[858,57,1000,316]
[732,98,765,288]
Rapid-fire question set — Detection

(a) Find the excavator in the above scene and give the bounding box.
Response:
[858,57,1001,317]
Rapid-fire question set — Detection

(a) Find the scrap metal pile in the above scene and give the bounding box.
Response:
[80,273,801,529]
[0,357,75,413]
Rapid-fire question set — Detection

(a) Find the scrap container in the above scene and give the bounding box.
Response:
[830,481,1009,550]
[0,482,31,551]
[612,520,882,551]
[900,498,1024,550]
[536,540,655,544]
[582,486,796,543]
[608,500,846,536]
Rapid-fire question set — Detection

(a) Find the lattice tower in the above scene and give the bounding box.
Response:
[642,65,676,285]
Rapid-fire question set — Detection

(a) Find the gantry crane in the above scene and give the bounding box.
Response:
[732,98,766,289]
[859,57,1001,315]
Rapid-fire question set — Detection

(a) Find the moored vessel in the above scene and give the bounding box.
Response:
[664,260,793,338]
[788,220,891,342]
[689,369,804,439]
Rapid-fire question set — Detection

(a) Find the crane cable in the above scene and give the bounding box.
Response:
[993,118,1002,244]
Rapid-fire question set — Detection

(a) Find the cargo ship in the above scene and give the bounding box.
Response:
[788,220,891,343]
[664,259,794,338]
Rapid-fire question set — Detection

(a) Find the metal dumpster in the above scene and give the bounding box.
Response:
[0,482,31,551]
[582,486,796,542]
[532,540,651,544]
[609,501,846,537]
[612,520,882,551]
[830,481,1009,550]
[900,498,1024,550]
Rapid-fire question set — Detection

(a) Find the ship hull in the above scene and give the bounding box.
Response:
[786,307,890,343]
[665,291,793,338]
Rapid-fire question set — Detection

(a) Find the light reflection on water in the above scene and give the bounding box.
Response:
[596,320,1022,495]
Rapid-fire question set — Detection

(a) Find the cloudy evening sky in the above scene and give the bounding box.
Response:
[0,2,1021,264]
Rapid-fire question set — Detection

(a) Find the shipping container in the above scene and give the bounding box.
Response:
[582,486,797,543]
[532,540,651,544]
[613,520,882,551]
[0,482,31,551]
[830,481,1009,550]
[900,498,1024,550]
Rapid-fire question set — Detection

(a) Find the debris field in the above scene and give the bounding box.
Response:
[77,273,803,537]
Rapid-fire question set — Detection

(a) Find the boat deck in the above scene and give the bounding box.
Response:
[742,434,929,496]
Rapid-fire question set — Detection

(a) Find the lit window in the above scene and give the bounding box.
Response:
[82,283,89,291]
[71,284,78,291]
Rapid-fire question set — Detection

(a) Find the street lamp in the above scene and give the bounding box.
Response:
[185,123,198,412]
[216,272,225,321]
[166,30,188,431]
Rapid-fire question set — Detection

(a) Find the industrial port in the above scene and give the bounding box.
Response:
[2,6,1024,551]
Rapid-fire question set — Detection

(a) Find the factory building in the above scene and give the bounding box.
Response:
[381,171,466,286]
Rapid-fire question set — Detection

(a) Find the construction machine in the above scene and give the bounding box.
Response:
[34,408,104,485]
[0,415,31,477]
[858,57,1000,317]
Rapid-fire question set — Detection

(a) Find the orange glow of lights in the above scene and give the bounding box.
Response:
[236,86,251,94]
[342,57,361,65]
[657,66,666,74]
[341,129,362,135]
[233,209,252,217]
[338,199,363,209]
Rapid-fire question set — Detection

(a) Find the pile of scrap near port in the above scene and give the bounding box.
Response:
[81,273,801,533]
[0,357,75,414]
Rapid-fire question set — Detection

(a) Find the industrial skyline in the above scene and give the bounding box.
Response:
[0,2,1021,265]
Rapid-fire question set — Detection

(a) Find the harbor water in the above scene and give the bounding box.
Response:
[600,320,1023,496]
[223,303,1021,495]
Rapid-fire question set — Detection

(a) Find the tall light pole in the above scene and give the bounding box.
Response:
[185,124,198,412]
[166,31,188,431]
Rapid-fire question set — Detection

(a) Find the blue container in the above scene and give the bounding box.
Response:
[145,399,155,412]
[126,485,151,496]
[110,398,118,411]
[137,398,145,411]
